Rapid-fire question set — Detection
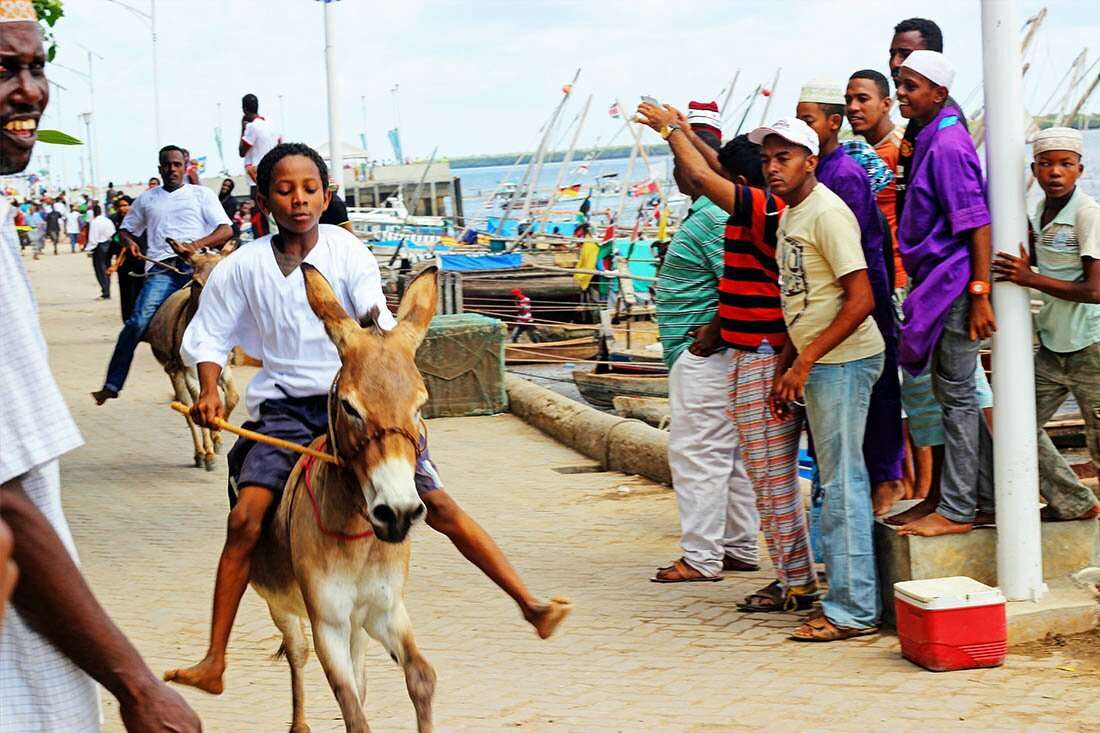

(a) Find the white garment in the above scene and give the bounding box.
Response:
[120,183,230,268]
[86,214,116,251]
[242,116,281,171]
[52,201,68,215]
[65,209,81,234]
[667,349,759,575]
[181,225,396,419]
[0,201,101,731]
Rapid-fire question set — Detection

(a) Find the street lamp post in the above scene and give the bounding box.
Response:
[323,0,342,195]
[101,0,161,146]
[78,112,95,195]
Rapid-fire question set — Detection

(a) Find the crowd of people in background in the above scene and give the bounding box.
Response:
[644,16,1100,643]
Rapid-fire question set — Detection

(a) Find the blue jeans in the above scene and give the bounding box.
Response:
[103,262,192,393]
[68,232,79,252]
[804,352,884,630]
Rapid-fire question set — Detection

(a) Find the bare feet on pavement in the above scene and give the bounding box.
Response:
[526,597,573,639]
[885,496,937,526]
[872,481,907,517]
[91,388,117,406]
[897,512,973,537]
[163,655,226,695]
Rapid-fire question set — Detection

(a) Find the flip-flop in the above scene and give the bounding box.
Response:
[738,580,818,613]
[651,558,722,583]
[789,615,878,642]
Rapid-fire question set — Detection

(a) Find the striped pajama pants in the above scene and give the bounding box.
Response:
[728,350,815,590]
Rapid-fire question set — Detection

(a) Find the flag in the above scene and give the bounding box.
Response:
[388,128,403,162]
[573,161,590,175]
[194,156,207,175]
[608,102,621,118]
[558,183,582,197]
[629,179,658,197]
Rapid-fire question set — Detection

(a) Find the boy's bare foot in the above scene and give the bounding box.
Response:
[525,597,573,639]
[163,656,226,695]
[885,496,937,526]
[91,388,118,406]
[897,512,973,537]
[872,481,906,517]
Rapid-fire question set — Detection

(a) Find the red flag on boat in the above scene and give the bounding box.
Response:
[558,183,582,196]
[629,179,659,197]
[608,102,622,118]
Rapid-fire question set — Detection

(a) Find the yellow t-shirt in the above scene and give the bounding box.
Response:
[776,183,884,364]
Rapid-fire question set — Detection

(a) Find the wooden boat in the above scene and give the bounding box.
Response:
[571,368,668,408]
[505,336,599,365]
[612,395,670,428]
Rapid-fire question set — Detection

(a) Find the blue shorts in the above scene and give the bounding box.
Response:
[227,394,441,509]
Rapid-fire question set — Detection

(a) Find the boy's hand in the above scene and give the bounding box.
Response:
[687,321,722,357]
[120,679,202,733]
[636,102,676,132]
[190,391,223,430]
[969,296,997,341]
[992,243,1034,287]
[769,356,809,419]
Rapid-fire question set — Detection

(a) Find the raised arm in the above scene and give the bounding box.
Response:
[636,102,737,214]
[1,477,202,731]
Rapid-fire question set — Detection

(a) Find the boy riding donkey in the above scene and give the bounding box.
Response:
[165,143,570,695]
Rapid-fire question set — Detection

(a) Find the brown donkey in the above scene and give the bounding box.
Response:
[248,264,438,733]
[143,241,241,470]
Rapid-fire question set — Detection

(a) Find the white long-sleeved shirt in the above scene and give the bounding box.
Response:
[181,225,396,419]
[86,214,116,251]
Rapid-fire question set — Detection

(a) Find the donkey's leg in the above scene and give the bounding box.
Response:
[184,368,217,470]
[365,602,435,733]
[170,370,205,468]
[220,364,241,425]
[269,608,311,733]
[351,627,369,706]
[306,598,372,733]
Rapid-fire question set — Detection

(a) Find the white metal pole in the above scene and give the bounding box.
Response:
[981,0,1046,602]
[151,0,161,146]
[323,0,343,195]
[86,50,99,195]
[758,67,781,126]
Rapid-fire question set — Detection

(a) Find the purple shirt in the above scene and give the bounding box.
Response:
[816,146,892,311]
[897,107,991,374]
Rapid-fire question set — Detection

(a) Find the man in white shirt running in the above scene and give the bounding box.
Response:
[92,144,233,405]
[240,92,281,237]
[86,203,116,299]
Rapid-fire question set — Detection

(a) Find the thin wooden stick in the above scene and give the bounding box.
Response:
[170,401,340,464]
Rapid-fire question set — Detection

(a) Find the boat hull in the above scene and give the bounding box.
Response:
[571,369,669,408]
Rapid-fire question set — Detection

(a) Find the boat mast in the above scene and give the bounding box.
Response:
[718,69,741,116]
[529,94,593,245]
[758,67,782,126]
[519,68,581,224]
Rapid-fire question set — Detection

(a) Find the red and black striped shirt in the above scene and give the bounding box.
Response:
[719,185,788,352]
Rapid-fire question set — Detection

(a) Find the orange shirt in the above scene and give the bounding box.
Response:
[874,126,906,288]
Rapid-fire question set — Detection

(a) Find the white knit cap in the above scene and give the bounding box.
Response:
[1030,126,1084,157]
[900,50,955,89]
[0,0,36,22]
[798,80,845,106]
[748,117,819,156]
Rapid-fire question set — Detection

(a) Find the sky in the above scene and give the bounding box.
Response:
[28,0,1100,188]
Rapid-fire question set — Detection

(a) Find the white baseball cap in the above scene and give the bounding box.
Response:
[747,117,819,156]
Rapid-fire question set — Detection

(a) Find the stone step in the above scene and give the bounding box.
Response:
[876,502,1099,635]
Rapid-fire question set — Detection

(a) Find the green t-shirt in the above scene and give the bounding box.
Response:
[1030,187,1100,353]
[654,196,726,369]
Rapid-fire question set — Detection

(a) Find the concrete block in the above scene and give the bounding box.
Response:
[876,502,1099,627]
[1006,579,1100,644]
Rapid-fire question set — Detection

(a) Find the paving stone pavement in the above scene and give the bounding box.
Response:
[20,251,1100,732]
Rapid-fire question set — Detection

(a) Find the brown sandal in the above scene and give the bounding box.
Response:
[738,581,818,613]
[651,558,722,583]
[790,615,878,642]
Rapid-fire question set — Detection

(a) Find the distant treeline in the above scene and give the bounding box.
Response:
[448,144,668,169]
[1035,114,1100,130]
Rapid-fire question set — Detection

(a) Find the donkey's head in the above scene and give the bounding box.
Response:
[302,263,437,543]
[167,237,238,289]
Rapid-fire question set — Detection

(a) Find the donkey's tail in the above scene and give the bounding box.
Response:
[271,642,288,662]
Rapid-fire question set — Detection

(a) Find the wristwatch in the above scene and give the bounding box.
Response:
[659,122,682,140]
[968,280,991,296]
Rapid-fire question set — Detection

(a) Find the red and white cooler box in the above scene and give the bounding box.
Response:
[894,576,1007,672]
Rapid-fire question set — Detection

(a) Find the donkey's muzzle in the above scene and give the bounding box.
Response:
[371,502,426,543]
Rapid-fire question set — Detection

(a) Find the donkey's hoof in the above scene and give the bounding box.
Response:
[204,455,217,471]
[193,455,204,468]
[289,724,310,733]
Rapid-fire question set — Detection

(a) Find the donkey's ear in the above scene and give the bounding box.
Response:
[302,263,359,352]
[220,239,239,256]
[394,266,438,347]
